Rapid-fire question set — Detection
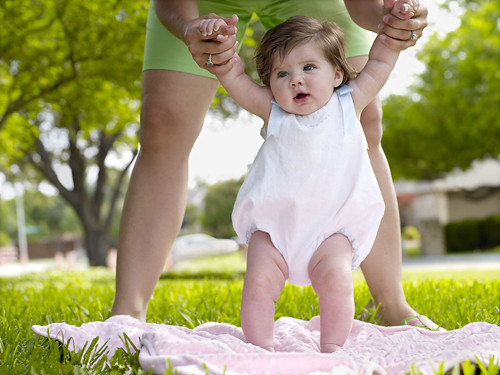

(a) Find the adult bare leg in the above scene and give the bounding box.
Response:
[348,56,416,325]
[111,70,219,320]
[360,99,416,325]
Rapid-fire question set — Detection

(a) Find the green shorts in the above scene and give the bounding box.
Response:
[143,0,373,79]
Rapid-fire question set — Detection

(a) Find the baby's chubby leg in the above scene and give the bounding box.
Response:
[308,234,354,353]
[241,231,289,351]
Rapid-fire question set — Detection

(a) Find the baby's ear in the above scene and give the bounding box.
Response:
[333,67,345,87]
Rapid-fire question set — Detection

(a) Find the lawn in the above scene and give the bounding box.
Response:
[1,252,499,374]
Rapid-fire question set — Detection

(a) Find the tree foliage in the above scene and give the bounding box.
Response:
[0,190,82,244]
[201,178,243,239]
[382,0,500,180]
[0,0,146,265]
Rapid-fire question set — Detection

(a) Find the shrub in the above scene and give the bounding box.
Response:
[445,215,500,253]
[402,225,421,240]
[481,216,500,249]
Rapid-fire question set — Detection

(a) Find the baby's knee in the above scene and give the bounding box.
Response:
[244,269,285,302]
[325,266,353,296]
[310,257,353,298]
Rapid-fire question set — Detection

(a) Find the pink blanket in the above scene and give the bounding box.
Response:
[32,315,500,374]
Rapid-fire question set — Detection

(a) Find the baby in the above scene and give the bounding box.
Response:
[201,0,419,353]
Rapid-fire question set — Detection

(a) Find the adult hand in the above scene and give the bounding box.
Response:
[379,0,428,50]
[185,13,239,70]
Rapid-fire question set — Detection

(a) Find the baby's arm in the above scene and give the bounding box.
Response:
[199,19,273,122]
[215,54,273,122]
[349,0,419,114]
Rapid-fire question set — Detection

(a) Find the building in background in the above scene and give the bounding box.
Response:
[396,159,500,255]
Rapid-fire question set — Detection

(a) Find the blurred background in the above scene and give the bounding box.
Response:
[0,0,499,273]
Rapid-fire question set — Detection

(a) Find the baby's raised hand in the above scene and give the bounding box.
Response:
[198,18,232,40]
[391,0,419,20]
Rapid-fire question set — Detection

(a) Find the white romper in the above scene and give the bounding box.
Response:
[232,85,385,286]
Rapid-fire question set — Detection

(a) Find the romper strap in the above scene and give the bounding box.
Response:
[337,85,369,149]
[262,99,285,139]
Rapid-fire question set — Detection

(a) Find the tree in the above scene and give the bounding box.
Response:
[382,0,500,180]
[202,178,243,239]
[0,0,146,265]
[0,199,16,246]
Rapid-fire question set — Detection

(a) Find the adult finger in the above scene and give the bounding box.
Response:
[379,33,418,51]
[381,8,427,47]
[378,18,420,41]
[206,40,239,68]
[189,35,238,68]
[383,0,396,10]
[213,15,238,38]
[224,14,239,28]
[207,54,238,76]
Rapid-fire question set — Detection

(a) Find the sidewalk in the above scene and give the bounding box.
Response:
[1,252,500,278]
[402,252,500,271]
[0,258,89,277]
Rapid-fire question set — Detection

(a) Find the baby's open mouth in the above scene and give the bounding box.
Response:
[294,92,309,100]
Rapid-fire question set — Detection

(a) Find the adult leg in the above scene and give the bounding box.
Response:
[348,56,417,326]
[308,234,354,353]
[241,231,288,351]
[111,70,219,320]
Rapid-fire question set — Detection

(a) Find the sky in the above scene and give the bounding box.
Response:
[0,1,462,198]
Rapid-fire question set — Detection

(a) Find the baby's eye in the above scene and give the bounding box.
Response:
[304,64,315,71]
[277,71,288,78]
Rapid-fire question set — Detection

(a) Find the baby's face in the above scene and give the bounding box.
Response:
[269,42,344,115]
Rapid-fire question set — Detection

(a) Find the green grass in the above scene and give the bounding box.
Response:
[1,253,499,374]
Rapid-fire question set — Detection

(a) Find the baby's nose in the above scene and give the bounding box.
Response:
[290,73,304,86]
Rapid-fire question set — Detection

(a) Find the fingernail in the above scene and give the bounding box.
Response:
[379,34,387,40]
[378,23,383,30]
[383,15,389,23]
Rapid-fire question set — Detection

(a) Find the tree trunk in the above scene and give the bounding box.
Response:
[84,228,109,267]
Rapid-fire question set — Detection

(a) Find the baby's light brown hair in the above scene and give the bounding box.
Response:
[256,16,358,86]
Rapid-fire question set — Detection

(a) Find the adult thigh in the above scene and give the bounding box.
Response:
[140,70,220,156]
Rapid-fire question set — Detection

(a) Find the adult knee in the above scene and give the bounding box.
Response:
[139,99,202,156]
[360,96,383,150]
